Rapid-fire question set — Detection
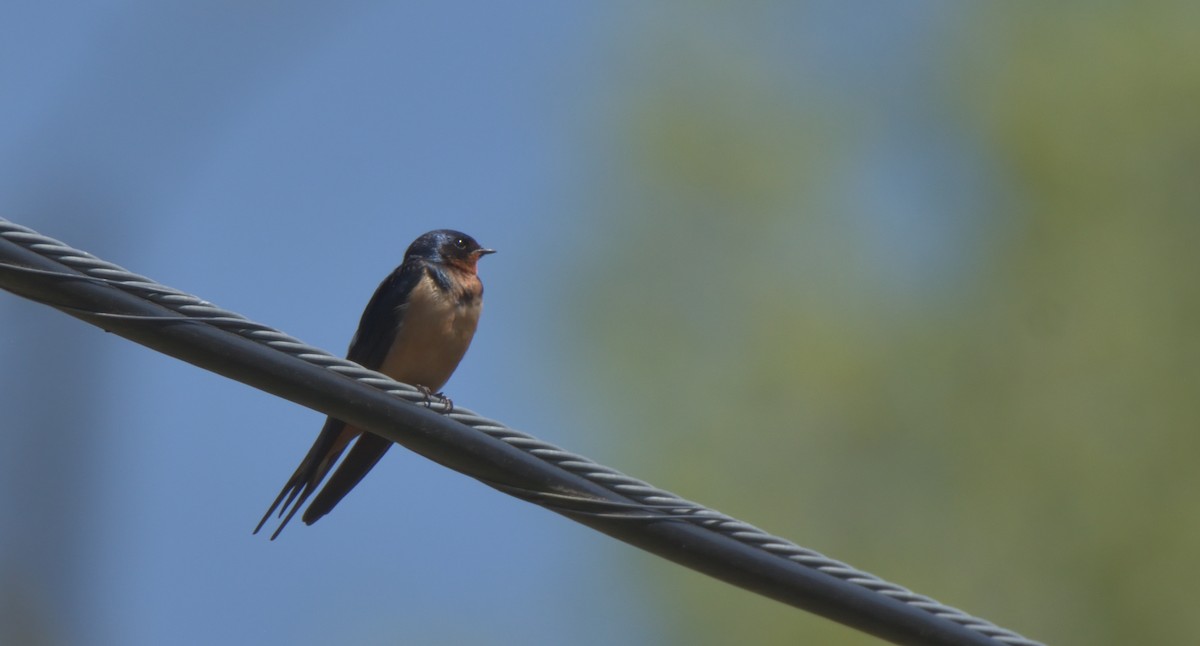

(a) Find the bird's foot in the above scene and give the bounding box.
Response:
[417,385,454,413]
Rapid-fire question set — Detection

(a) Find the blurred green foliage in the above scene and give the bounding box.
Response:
[573,4,1200,644]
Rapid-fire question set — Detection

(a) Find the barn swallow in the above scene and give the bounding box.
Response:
[254,229,494,540]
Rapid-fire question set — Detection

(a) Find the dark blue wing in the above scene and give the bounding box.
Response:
[254,260,425,538]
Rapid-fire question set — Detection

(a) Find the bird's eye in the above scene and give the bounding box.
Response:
[454,238,467,249]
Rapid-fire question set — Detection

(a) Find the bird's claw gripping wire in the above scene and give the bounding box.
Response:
[417,385,453,413]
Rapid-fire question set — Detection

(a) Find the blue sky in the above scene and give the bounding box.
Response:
[0,4,669,645]
[0,3,970,645]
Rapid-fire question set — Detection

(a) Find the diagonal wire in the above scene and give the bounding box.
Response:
[0,217,1043,646]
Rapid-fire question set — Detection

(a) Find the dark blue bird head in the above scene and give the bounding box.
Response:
[405,230,495,269]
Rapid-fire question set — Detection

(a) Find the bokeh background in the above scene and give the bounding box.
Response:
[2,3,1197,645]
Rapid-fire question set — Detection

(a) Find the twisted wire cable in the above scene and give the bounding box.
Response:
[0,217,1043,646]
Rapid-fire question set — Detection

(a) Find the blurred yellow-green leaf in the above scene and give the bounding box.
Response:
[571,3,1200,644]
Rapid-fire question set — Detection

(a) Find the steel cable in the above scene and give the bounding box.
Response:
[0,217,1043,646]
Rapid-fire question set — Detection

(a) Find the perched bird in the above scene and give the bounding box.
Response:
[255,229,494,540]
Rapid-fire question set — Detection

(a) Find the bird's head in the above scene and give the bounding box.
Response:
[406,229,495,273]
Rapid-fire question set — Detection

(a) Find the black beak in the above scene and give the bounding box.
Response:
[475,248,496,256]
